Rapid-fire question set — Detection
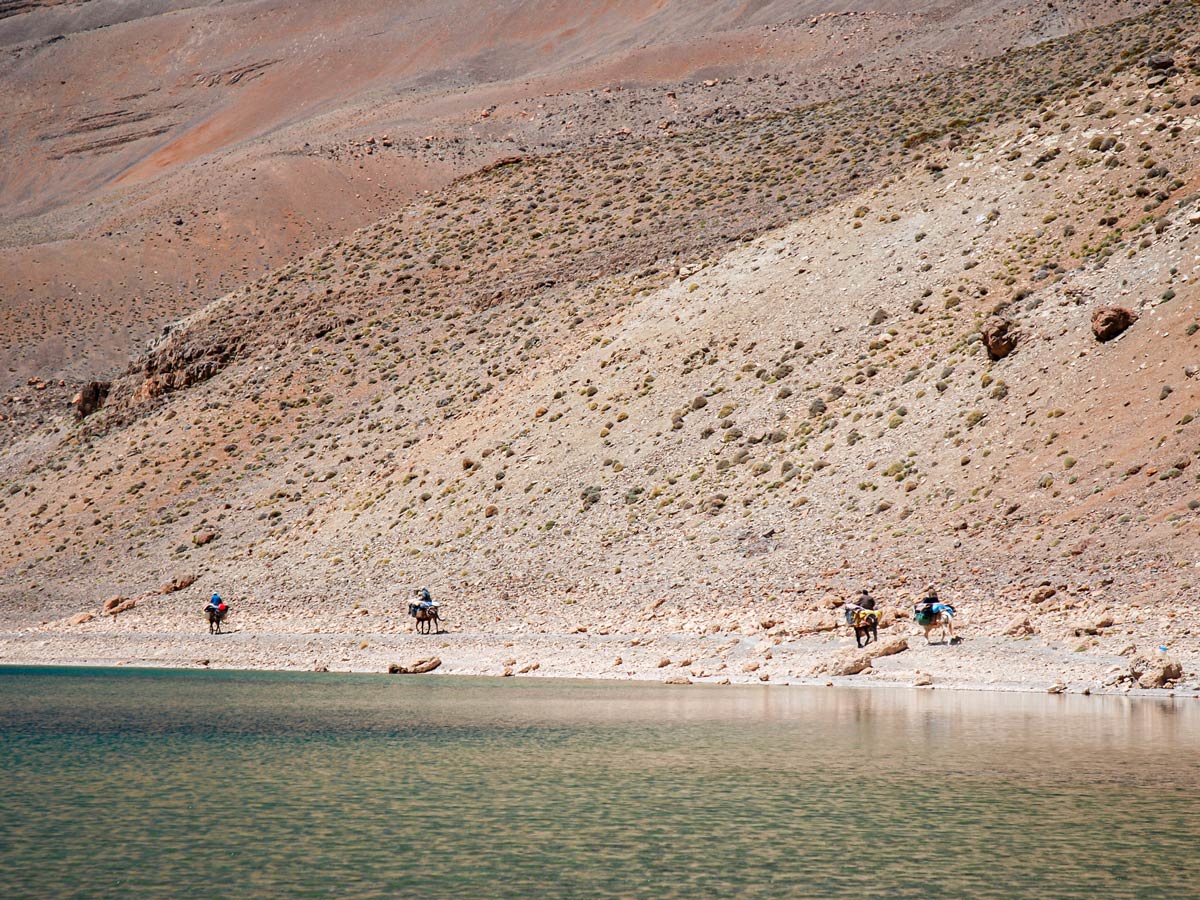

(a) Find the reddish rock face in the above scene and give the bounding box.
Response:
[980,316,1020,360]
[72,381,110,419]
[1091,306,1138,341]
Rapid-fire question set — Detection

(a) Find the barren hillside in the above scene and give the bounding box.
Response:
[0,0,1153,399]
[1,1,1197,688]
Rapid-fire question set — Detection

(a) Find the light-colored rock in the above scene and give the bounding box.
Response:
[815,636,908,676]
[1003,615,1035,636]
[388,656,441,674]
[1132,655,1183,689]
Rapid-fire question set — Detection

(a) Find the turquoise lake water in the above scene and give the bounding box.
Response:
[1,666,1197,899]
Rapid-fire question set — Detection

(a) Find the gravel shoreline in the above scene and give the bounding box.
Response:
[3,626,1196,700]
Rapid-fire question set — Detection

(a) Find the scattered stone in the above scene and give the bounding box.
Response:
[1091,306,1137,342]
[67,611,94,626]
[192,531,217,547]
[1047,682,1067,694]
[663,673,692,685]
[388,657,441,674]
[913,672,933,686]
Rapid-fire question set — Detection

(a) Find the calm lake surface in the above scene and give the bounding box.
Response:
[1,667,1197,899]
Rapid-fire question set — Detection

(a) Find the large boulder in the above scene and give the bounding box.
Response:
[980,316,1020,360]
[1091,306,1138,342]
[1003,616,1035,636]
[388,657,441,674]
[72,381,110,419]
[103,596,138,616]
[101,595,126,613]
[1132,654,1183,689]
[815,637,908,676]
[159,573,197,594]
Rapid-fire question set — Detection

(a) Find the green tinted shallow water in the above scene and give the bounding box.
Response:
[1,668,1197,900]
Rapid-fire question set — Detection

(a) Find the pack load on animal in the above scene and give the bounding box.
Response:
[915,602,954,627]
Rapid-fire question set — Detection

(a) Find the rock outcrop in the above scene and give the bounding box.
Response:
[72,381,110,419]
[1003,616,1035,636]
[980,316,1020,360]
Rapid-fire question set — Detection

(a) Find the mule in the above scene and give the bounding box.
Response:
[844,606,878,648]
[917,607,956,644]
[409,603,441,635]
[206,607,226,634]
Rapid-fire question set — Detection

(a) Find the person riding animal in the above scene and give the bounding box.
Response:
[845,588,879,647]
[408,586,442,634]
[204,593,229,633]
[914,585,957,643]
[408,586,436,617]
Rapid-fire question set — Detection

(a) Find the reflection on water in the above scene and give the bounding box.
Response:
[1,668,1197,899]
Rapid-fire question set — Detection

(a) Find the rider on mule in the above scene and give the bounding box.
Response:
[205,593,228,617]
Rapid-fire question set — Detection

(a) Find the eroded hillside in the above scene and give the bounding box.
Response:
[0,2,1198,686]
[0,0,1154,402]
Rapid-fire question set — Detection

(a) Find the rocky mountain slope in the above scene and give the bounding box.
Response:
[0,0,1153,401]
[1,1,1197,688]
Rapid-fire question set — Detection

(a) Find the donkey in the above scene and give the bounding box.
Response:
[917,607,956,644]
[205,607,226,634]
[409,603,442,635]
[845,606,878,648]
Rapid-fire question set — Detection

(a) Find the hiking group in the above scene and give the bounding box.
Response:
[843,585,957,648]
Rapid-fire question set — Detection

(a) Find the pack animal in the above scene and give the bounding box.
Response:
[845,606,878,648]
[409,602,441,635]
